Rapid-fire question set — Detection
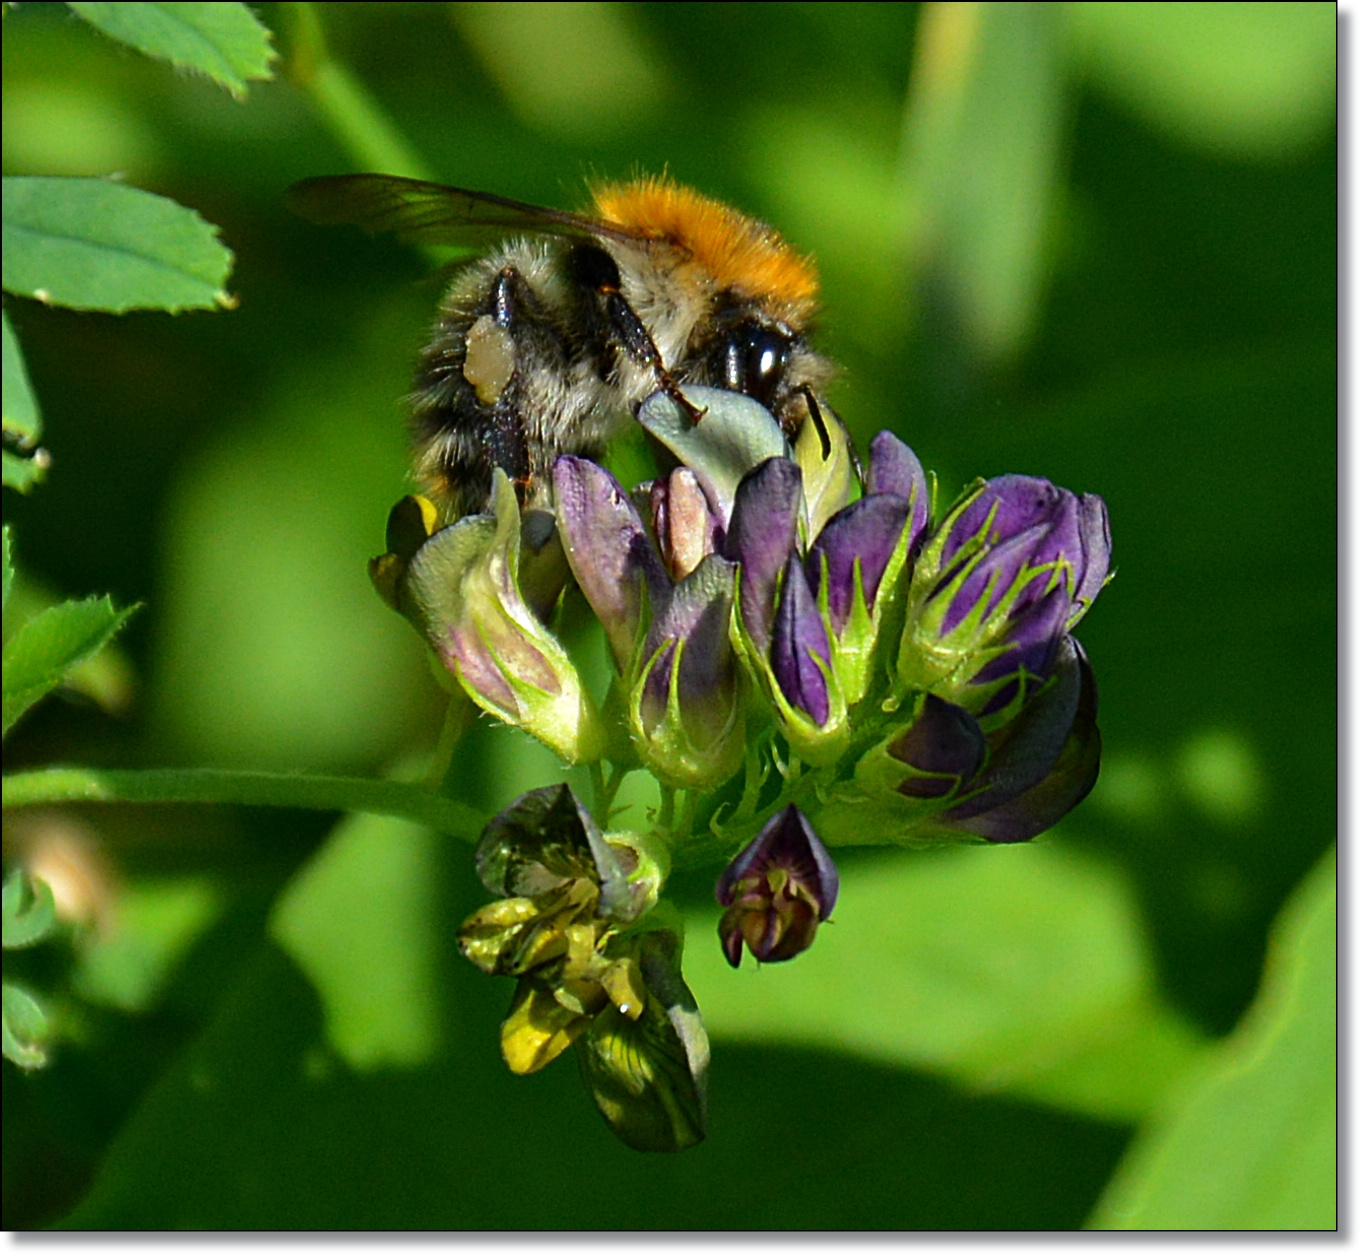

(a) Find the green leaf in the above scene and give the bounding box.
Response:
[2,177,234,313]
[2,981,51,1070]
[2,594,135,736]
[5,564,138,715]
[1088,848,1336,1230]
[685,840,1208,1122]
[2,309,41,445]
[66,1,276,100]
[2,869,58,950]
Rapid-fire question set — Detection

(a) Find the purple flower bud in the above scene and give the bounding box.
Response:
[936,476,1109,640]
[716,806,839,967]
[633,554,743,788]
[941,636,1101,843]
[553,457,669,672]
[888,694,988,799]
[902,474,1110,713]
[769,554,833,726]
[725,457,803,653]
[866,431,931,548]
[807,494,912,635]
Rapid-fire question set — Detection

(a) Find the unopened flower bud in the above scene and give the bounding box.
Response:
[556,455,744,790]
[899,474,1110,719]
[716,805,839,967]
[630,554,745,789]
[887,693,987,798]
[816,636,1102,847]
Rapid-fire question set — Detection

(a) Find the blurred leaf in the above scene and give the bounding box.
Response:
[2,525,12,617]
[2,447,48,493]
[450,1,664,140]
[900,1,1066,362]
[685,840,1207,1122]
[2,981,51,1070]
[2,594,135,736]
[2,869,59,950]
[66,1,276,100]
[74,878,223,1013]
[1088,848,1336,1230]
[1066,2,1337,160]
[1,177,234,313]
[271,813,443,1071]
[2,313,48,488]
[150,310,431,770]
[2,309,41,446]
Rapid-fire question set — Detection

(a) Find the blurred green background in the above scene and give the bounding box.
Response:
[2,1,1335,1230]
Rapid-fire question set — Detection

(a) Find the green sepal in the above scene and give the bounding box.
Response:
[401,472,606,764]
[896,482,1072,709]
[627,633,746,790]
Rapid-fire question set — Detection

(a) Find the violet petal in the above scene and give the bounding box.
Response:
[769,554,832,726]
[867,431,931,547]
[553,456,669,671]
[945,635,1087,823]
[807,494,911,633]
[1073,493,1113,614]
[888,695,987,799]
[725,457,803,652]
[945,640,1100,842]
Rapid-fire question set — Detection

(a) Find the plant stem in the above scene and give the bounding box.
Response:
[588,761,607,825]
[597,763,629,826]
[2,767,484,842]
[427,692,474,790]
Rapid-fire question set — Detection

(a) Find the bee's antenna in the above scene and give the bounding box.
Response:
[802,385,832,459]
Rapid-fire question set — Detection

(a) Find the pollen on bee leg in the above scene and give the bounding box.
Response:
[464,314,516,406]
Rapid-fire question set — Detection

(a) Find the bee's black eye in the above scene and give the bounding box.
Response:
[718,323,791,407]
[569,243,622,292]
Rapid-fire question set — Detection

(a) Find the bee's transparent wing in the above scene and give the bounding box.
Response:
[286,174,639,247]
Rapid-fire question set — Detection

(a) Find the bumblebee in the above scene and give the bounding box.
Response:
[286,173,836,521]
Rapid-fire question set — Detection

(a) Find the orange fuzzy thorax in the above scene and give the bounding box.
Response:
[591,176,819,322]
